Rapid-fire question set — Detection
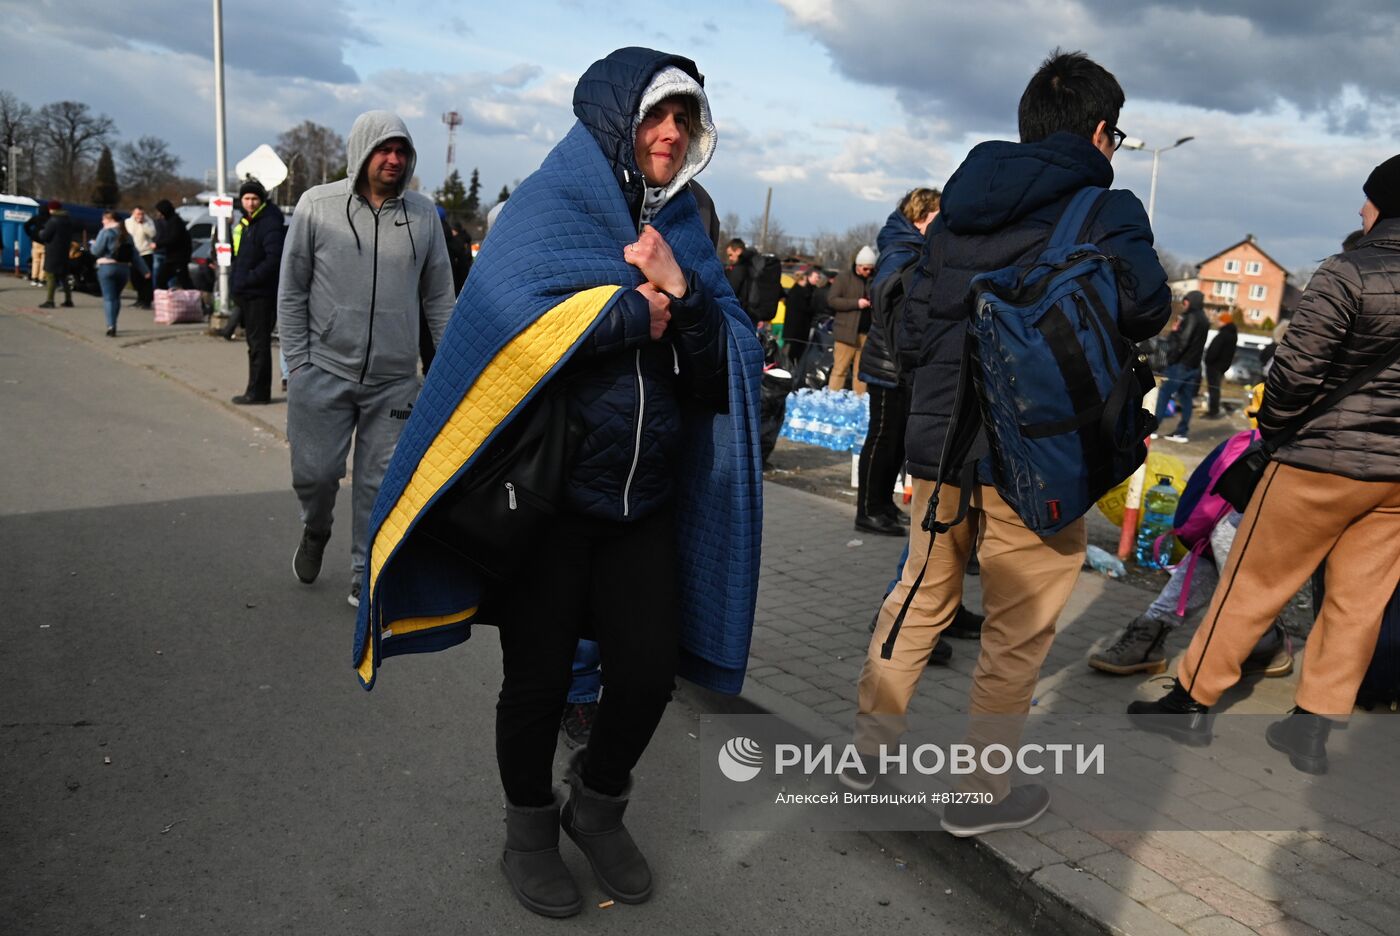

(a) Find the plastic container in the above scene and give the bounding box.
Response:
[1133,476,1180,569]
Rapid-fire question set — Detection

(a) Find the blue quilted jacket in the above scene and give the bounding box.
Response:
[352,51,764,695]
[565,47,729,521]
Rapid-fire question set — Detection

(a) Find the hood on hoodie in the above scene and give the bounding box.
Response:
[346,110,417,198]
[572,47,716,225]
[1183,289,1205,313]
[939,131,1113,237]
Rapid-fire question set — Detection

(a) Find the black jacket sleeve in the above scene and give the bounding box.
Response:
[575,288,654,359]
[667,272,729,412]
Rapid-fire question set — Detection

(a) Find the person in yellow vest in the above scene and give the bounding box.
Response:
[229,179,286,405]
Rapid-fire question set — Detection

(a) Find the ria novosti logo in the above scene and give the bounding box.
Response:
[717,737,764,782]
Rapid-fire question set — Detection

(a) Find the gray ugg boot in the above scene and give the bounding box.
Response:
[561,750,653,904]
[501,796,583,918]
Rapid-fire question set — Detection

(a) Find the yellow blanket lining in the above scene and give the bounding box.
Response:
[356,285,621,684]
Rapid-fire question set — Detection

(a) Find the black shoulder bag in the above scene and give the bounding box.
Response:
[416,383,580,582]
[1213,341,1400,511]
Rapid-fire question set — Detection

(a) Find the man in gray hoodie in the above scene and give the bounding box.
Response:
[279,110,455,606]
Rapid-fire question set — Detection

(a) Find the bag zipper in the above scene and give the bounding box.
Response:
[505,481,517,510]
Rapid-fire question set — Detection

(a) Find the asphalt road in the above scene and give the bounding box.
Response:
[0,311,1025,936]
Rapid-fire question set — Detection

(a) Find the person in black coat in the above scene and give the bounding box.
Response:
[1155,289,1209,440]
[37,201,75,308]
[152,199,193,289]
[228,180,286,404]
[782,265,821,369]
[23,205,49,286]
[1202,311,1239,418]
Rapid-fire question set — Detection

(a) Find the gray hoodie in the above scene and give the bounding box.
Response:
[278,110,455,386]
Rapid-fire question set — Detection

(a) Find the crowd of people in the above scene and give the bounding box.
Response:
[22,41,1398,921]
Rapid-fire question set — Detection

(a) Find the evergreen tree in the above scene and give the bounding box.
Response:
[497,184,510,202]
[435,169,469,213]
[464,167,482,222]
[91,145,119,206]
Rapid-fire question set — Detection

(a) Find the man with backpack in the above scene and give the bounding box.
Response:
[724,237,781,325]
[848,50,1170,835]
[1130,155,1400,772]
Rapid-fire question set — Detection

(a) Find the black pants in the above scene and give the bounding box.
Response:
[492,506,681,807]
[1205,366,1225,417]
[240,295,275,401]
[857,383,910,517]
[133,261,154,306]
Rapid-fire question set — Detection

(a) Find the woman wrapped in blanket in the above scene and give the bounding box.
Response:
[493,50,730,917]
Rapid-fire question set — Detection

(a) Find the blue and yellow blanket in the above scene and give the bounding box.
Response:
[352,121,764,694]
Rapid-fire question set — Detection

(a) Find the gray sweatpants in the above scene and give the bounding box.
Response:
[286,363,421,582]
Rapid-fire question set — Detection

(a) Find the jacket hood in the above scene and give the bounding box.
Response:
[572,47,714,222]
[873,209,923,287]
[346,110,417,197]
[940,132,1113,236]
[1184,289,1205,312]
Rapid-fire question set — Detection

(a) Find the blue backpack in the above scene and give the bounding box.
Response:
[966,187,1156,535]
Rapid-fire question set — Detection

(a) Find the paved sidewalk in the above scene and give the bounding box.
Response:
[8,279,1399,935]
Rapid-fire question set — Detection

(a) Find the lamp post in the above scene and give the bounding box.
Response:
[1112,133,1193,561]
[1119,135,1194,225]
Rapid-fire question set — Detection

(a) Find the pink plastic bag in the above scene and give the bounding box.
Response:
[153,289,203,324]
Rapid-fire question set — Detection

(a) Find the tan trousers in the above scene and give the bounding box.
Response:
[829,334,867,395]
[30,243,45,280]
[857,479,1086,796]
[1178,462,1400,714]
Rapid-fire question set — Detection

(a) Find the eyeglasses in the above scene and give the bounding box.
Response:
[1110,126,1128,151]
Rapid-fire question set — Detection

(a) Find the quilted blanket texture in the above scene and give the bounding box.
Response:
[352,121,764,694]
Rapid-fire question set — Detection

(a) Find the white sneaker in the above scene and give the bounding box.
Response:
[1163,434,1189,444]
[1149,432,1160,440]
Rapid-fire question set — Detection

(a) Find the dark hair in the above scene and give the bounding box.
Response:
[727,238,746,250]
[1018,49,1124,144]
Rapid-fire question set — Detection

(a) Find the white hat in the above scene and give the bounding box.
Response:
[855,245,879,267]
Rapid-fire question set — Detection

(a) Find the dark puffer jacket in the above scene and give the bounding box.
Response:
[1165,290,1208,369]
[38,210,74,274]
[899,131,1171,481]
[859,209,924,389]
[564,46,729,522]
[230,201,286,300]
[1262,218,1400,481]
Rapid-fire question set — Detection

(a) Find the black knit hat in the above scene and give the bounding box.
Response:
[1363,155,1400,221]
[238,177,267,201]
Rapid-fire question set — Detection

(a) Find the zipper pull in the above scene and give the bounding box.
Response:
[505,481,517,510]
[1072,294,1090,329]
[671,344,680,375]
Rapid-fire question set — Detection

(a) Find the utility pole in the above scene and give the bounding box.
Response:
[7,146,20,196]
[442,111,463,179]
[212,0,230,327]
[759,187,772,253]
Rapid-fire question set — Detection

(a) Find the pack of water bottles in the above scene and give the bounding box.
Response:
[779,388,870,453]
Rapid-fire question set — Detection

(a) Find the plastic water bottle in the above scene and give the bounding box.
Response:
[1133,476,1180,569]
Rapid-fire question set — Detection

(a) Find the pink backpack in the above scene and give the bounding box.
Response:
[1155,429,1260,614]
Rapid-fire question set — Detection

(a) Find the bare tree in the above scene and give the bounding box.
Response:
[1155,248,1197,281]
[0,91,35,194]
[35,101,115,200]
[117,135,181,202]
[275,120,347,204]
[718,211,742,249]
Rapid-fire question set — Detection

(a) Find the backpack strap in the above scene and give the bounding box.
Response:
[1049,187,1108,251]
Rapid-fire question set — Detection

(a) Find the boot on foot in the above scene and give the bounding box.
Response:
[1090,615,1171,675]
[1127,679,1211,746]
[561,750,653,903]
[501,797,583,918]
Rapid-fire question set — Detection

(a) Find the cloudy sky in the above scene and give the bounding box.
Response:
[4,0,1398,272]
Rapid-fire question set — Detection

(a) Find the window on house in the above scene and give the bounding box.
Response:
[1246,261,1262,275]
[1213,281,1238,299]
[1223,259,1241,273]
[1249,284,1268,300]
